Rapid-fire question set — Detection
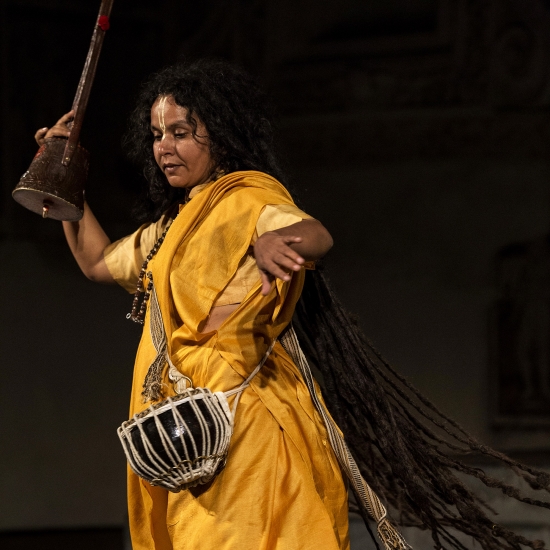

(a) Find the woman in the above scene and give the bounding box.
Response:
[37,60,349,550]
[37,60,550,550]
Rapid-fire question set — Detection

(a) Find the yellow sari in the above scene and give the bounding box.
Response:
[124,171,349,550]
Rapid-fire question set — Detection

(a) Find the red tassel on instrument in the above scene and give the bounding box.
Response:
[98,15,110,31]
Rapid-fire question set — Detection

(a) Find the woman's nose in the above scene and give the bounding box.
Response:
[158,134,175,154]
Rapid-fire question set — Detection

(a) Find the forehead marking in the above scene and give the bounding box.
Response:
[158,95,168,141]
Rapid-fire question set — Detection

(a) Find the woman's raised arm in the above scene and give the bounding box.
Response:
[62,204,115,284]
[36,111,115,284]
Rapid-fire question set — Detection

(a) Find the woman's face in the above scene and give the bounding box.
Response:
[151,95,215,189]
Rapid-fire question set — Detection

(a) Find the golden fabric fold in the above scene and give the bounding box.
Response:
[124,171,349,550]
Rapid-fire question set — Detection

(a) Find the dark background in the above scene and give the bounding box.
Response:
[1,0,550,546]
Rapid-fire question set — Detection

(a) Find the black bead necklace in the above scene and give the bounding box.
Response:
[126,219,175,324]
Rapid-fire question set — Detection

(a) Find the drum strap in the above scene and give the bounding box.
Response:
[280,324,411,550]
[143,282,275,418]
[142,284,169,402]
[224,340,276,417]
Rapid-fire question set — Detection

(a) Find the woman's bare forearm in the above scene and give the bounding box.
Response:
[272,219,333,261]
[254,218,333,295]
[62,202,115,283]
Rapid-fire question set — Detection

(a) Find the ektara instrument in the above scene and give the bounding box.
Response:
[12,0,114,221]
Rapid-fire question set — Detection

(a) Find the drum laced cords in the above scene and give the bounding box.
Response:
[119,384,233,491]
[280,325,411,550]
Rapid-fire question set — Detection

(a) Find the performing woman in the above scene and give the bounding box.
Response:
[36,59,550,550]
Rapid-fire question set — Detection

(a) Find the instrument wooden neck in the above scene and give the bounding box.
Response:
[62,0,114,167]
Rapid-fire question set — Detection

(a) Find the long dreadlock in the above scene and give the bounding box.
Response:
[294,265,550,550]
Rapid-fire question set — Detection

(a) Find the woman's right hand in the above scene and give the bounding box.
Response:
[34,110,74,146]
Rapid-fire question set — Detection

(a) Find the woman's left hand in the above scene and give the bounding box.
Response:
[35,110,74,146]
[253,231,305,295]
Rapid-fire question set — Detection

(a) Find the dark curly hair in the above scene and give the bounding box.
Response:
[124,58,286,222]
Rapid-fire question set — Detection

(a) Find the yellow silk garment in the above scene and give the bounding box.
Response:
[104,198,313,305]
[122,171,349,550]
